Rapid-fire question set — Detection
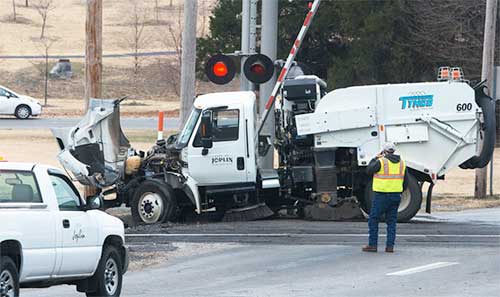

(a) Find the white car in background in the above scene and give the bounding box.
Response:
[0,86,42,119]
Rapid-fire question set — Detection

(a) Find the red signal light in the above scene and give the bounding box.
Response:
[213,62,228,77]
[250,63,266,76]
[243,54,274,84]
[205,54,236,85]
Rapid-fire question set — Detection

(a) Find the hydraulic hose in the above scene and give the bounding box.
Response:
[459,84,496,169]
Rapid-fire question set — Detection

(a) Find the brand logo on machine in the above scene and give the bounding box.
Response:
[211,155,233,165]
[399,94,434,109]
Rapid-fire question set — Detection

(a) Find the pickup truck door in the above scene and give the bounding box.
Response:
[187,106,250,185]
[0,170,57,281]
[49,174,100,277]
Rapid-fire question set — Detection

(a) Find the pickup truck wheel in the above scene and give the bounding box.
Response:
[361,174,422,223]
[0,256,19,297]
[131,180,177,224]
[86,246,122,297]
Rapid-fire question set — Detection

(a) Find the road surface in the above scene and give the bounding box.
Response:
[22,209,500,297]
[0,117,180,130]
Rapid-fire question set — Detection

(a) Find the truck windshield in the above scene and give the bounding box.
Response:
[0,170,42,203]
[176,108,201,148]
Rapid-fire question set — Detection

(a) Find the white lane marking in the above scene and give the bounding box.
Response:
[126,233,500,238]
[387,262,459,276]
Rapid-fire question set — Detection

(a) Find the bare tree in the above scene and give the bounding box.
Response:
[123,0,151,94]
[157,2,209,97]
[12,0,17,22]
[156,6,183,96]
[31,37,57,106]
[34,0,55,39]
[25,0,29,7]
[399,0,499,81]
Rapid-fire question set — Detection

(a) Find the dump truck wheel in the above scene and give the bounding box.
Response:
[131,180,177,224]
[361,174,422,223]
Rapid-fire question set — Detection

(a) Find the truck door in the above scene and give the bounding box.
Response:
[49,173,100,277]
[0,170,57,280]
[187,106,249,185]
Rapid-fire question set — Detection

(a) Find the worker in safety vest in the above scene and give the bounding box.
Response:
[362,142,407,253]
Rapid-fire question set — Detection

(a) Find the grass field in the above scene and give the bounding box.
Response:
[0,0,213,69]
[1,129,499,211]
[0,0,239,117]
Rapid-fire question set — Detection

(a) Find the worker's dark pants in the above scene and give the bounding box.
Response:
[368,192,401,247]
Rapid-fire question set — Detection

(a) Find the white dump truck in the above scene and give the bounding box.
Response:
[52,69,496,224]
[0,161,128,297]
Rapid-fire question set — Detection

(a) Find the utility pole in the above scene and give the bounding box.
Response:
[259,0,278,169]
[240,0,251,91]
[179,0,198,127]
[84,0,102,198]
[84,0,102,110]
[475,0,498,198]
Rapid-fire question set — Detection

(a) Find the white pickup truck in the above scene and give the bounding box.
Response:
[0,162,128,297]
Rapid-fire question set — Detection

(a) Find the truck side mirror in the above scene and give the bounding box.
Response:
[85,194,103,211]
[200,110,213,155]
[166,133,178,145]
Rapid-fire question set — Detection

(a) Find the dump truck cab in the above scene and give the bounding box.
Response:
[176,91,258,187]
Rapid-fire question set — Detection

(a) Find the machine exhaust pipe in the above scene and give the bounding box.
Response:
[460,84,496,169]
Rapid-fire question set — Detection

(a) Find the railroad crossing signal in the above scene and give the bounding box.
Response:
[205,54,236,85]
[243,54,274,84]
[205,54,274,85]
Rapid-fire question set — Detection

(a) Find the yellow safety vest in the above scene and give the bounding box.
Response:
[372,157,406,193]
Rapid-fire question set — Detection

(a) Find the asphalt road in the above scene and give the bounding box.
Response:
[22,209,500,297]
[0,117,180,130]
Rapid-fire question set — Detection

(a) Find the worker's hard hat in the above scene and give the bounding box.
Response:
[383,142,396,153]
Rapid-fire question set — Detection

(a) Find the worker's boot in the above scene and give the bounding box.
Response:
[385,247,394,253]
[362,245,377,252]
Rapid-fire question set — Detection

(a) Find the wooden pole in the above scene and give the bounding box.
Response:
[475,0,498,198]
[179,0,198,128]
[12,0,16,21]
[84,0,102,198]
[84,0,102,110]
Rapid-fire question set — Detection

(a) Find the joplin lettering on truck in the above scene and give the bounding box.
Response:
[0,162,128,297]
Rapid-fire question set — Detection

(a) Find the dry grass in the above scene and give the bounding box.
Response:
[0,0,214,70]
[41,98,180,118]
[0,129,160,168]
[432,150,500,197]
[424,195,500,212]
[0,0,239,110]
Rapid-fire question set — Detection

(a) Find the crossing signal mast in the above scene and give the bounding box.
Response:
[204,0,322,137]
